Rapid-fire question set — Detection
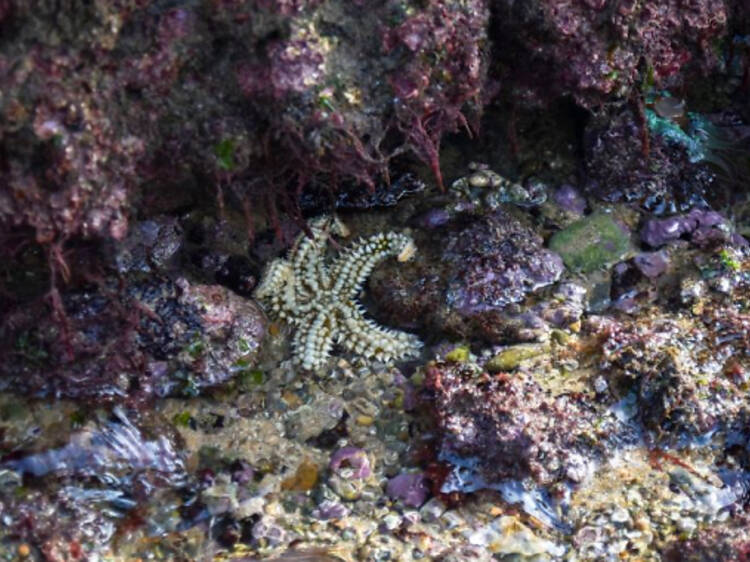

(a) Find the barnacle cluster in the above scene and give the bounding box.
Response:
[450,163,547,209]
[254,216,422,370]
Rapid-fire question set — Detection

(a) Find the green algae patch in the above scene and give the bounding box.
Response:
[549,212,631,273]
[486,343,549,372]
[445,345,470,363]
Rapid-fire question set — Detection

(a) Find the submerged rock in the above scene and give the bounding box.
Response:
[583,109,716,214]
[485,343,549,372]
[633,251,670,278]
[570,449,746,560]
[422,360,603,486]
[386,472,430,508]
[0,407,186,560]
[370,208,565,343]
[600,312,748,439]
[327,447,373,501]
[548,211,631,273]
[0,277,265,400]
[552,184,587,216]
[641,208,746,248]
[110,216,184,275]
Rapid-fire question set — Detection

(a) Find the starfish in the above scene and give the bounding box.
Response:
[254,215,423,370]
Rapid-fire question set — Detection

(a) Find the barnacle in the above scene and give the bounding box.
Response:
[254,216,422,371]
[450,163,547,209]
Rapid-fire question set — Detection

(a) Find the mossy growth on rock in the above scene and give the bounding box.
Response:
[549,212,631,273]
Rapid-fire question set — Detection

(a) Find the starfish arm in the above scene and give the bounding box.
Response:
[292,309,337,371]
[290,216,331,301]
[329,232,416,301]
[253,259,297,321]
[336,302,422,363]
[291,215,348,301]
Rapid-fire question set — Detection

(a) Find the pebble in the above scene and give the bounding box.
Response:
[419,498,447,523]
[677,517,697,533]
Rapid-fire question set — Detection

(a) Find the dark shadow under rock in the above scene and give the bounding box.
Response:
[0,277,265,401]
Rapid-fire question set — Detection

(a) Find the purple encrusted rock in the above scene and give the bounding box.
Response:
[312,500,350,520]
[633,251,670,278]
[641,215,692,247]
[386,472,430,508]
[329,447,371,479]
[423,362,604,486]
[445,211,565,315]
[641,209,733,248]
[415,208,453,229]
[553,184,587,215]
[492,0,727,110]
[370,208,566,344]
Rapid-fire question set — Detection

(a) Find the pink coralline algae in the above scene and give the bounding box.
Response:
[384,0,490,188]
[422,361,603,486]
[0,277,265,401]
[493,0,728,108]
[0,48,143,243]
[369,208,565,343]
[232,0,490,196]
[1,0,491,251]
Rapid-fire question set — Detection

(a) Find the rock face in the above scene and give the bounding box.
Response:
[422,360,603,486]
[0,0,490,246]
[0,1,733,252]
[641,208,745,248]
[600,313,747,438]
[583,109,716,213]
[0,277,266,400]
[492,0,728,109]
[369,208,566,343]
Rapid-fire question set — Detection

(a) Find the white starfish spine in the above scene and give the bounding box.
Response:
[253,215,423,371]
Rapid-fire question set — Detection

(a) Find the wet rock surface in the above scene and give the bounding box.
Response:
[0,0,490,249]
[0,402,189,561]
[493,0,728,109]
[583,109,717,214]
[2,220,750,559]
[549,211,632,273]
[2,2,750,560]
[421,360,605,486]
[600,312,749,439]
[370,207,565,343]
[0,276,265,400]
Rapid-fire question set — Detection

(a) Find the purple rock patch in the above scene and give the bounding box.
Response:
[641,208,738,248]
[329,447,371,479]
[386,472,430,508]
[553,184,587,215]
[633,251,670,278]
